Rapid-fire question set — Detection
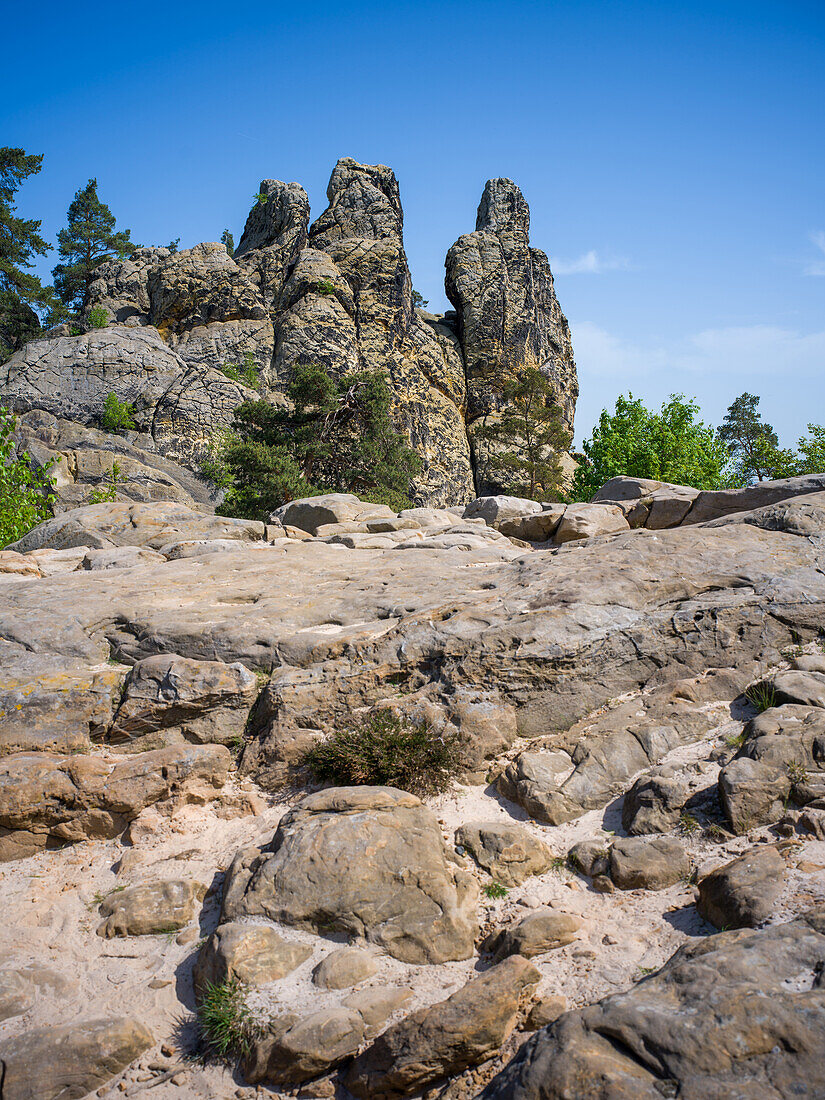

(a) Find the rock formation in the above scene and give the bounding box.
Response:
[0,159,578,506]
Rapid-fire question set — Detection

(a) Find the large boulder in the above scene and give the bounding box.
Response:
[485,910,581,961]
[221,786,478,964]
[480,913,825,1100]
[344,955,541,1098]
[718,756,792,833]
[622,768,690,835]
[455,821,553,887]
[0,1017,153,1100]
[609,836,690,891]
[96,879,205,937]
[7,500,265,553]
[554,503,630,543]
[193,922,312,996]
[109,653,258,746]
[685,473,825,525]
[697,845,787,929]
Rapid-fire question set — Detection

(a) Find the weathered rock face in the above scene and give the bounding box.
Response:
[221,786,479,964]
[446,177,577,494]
[0,325,255,467]
[480,913,825,1100]
[697,845,787,929]
[2,160,579,508]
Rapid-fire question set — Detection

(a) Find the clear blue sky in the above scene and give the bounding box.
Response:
[4,0,823,445]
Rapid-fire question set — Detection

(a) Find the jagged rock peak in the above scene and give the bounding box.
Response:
[234,180,309,259]
[476,177,531,238]
[309,158,404,247]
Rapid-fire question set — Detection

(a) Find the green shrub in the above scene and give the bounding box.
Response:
[88,306,108,329]
[89,461,121,503]
[101,392,136,432]
[220,352,259,390]
[482,882,508,899]
[197,978,261,1061]
[315,278,336,297]
[302,712,460,797]
[0,404,55,547]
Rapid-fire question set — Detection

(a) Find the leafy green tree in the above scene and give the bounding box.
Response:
[717,393,786,483]
[572,393,728,500]
[474,367,570,499]
[411,289,428,309]
[221,229,234,257]
[52,179,133,313]
[797,424,825,474]
[166,238,180,253]
[0,405,55,546]
[217,364,421,521]
[0,148,55,358]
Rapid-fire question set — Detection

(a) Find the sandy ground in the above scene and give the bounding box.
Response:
[2,701,824,1100]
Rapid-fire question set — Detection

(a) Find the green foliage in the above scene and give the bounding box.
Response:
[797,424,825,475]
[87,305,108,330]
[745,681,777,713]
[197,978,262,1061]
[572,393,728,500]
[718,393,793,484]
[0,147,56,357]
[253,192,268,205]
[302,711,461,797]
[52,178,133,312]
[0,404,55,547]
[678,813,701,836]
[221,229,234,256]
[474,367,571,499]
[219,352,259,390]
[217,363,421,522]
[101,392,136,432]
[786,761,809,791]
[315,278,336,296]
[89,461,121,503]
[411,289,429,309]
[482,882,508,899]
[166,238,180,253]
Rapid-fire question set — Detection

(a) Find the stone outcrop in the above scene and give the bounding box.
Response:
[445,177,577,494]
[1,160,579,507]
[480,913,825,1100]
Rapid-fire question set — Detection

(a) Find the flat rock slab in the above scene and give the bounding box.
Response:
[481,912,825,1100]
[697,845,787,929]
[455,821,553,887]
[770,670,825,709]
[609,836,689,891]
[344,954,540,1098]
[221,786,478,964]
[0,1016,153,1100]
[194,922,312,996]
[97,879,206,937]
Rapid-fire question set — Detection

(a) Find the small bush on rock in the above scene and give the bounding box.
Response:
[101,391,136,432]
[302,712,460,797]
[198,978,261,1061]
[0,404,55,546]
[87,305,108,329]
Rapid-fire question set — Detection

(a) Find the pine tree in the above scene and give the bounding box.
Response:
[52,179,133,313]
[221,229,234,257]
[718,393,786,483]
[0,148,54,358]
[216,364,421,521]
[474,367,571,499]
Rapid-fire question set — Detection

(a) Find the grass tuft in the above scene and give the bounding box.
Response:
[301,711,461,797]
[198,978,262,1061]
[678,813,701,836]
[745,682,777,713]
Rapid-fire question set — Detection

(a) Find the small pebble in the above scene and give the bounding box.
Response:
[176,927,198,946]
[518,894,541,909]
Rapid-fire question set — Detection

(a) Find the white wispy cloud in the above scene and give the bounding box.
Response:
[571,320,825,379]
[804,231,825,277]
[552,250,631,275]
